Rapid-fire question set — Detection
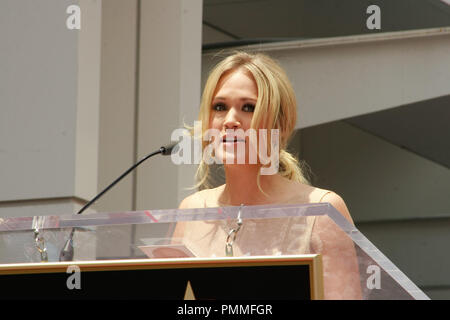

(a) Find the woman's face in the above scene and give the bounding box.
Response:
[208,69,258,164]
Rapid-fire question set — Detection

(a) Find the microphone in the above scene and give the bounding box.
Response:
[59,142,179,261]
[160,141,179,156]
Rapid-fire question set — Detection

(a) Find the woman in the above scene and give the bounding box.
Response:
[177,51,362,299]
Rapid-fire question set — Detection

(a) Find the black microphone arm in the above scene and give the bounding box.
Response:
[59,142,179,261]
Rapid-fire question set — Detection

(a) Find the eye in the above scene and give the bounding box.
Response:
[212,102,227,111]
[242,103,255,112]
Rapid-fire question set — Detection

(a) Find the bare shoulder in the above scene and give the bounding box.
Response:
[178,190,206,209]
[292,183,354,225]
[285,181,331,203]
[319,189,354,225]
[178,187,221,209]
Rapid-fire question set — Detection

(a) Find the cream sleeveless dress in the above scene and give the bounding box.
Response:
[178,192,331,258]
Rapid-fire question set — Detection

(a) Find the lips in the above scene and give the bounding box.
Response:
[222,135,245,143]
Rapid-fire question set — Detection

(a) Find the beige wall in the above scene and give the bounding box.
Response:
[0,0,101,217]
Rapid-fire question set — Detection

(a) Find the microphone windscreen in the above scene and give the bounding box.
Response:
[160,142,180,156]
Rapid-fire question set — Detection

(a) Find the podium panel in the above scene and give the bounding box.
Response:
[0,203,429,299]
[0,255,322,300]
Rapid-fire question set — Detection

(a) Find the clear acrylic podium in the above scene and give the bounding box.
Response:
[0,203,429,300]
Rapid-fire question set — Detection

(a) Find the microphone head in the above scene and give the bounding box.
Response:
[160,142,180,156]
[59,238,74,261]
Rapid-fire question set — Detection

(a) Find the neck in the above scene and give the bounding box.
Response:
[220,164,281,206]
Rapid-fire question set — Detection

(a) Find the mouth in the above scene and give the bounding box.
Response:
[222,136,245,144]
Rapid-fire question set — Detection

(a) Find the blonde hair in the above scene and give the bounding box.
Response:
[195,51,309,190]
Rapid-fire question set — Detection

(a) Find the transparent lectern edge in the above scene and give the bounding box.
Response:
[155,202,331,222]
[406,290,430,300]
[0,203,332,232]
[325,205,430,300]
[345,232,429,300]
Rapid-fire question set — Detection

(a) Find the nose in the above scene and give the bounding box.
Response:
[223,108,241,129]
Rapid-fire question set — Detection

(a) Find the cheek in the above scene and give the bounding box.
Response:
[244,117,253,130]
[240,112,253,129]
[209,115,223,130]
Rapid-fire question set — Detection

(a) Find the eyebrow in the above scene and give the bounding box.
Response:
[213,96,257,102]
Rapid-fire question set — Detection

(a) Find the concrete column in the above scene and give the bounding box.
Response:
[96,0,138,213]
[136,0,202,211]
